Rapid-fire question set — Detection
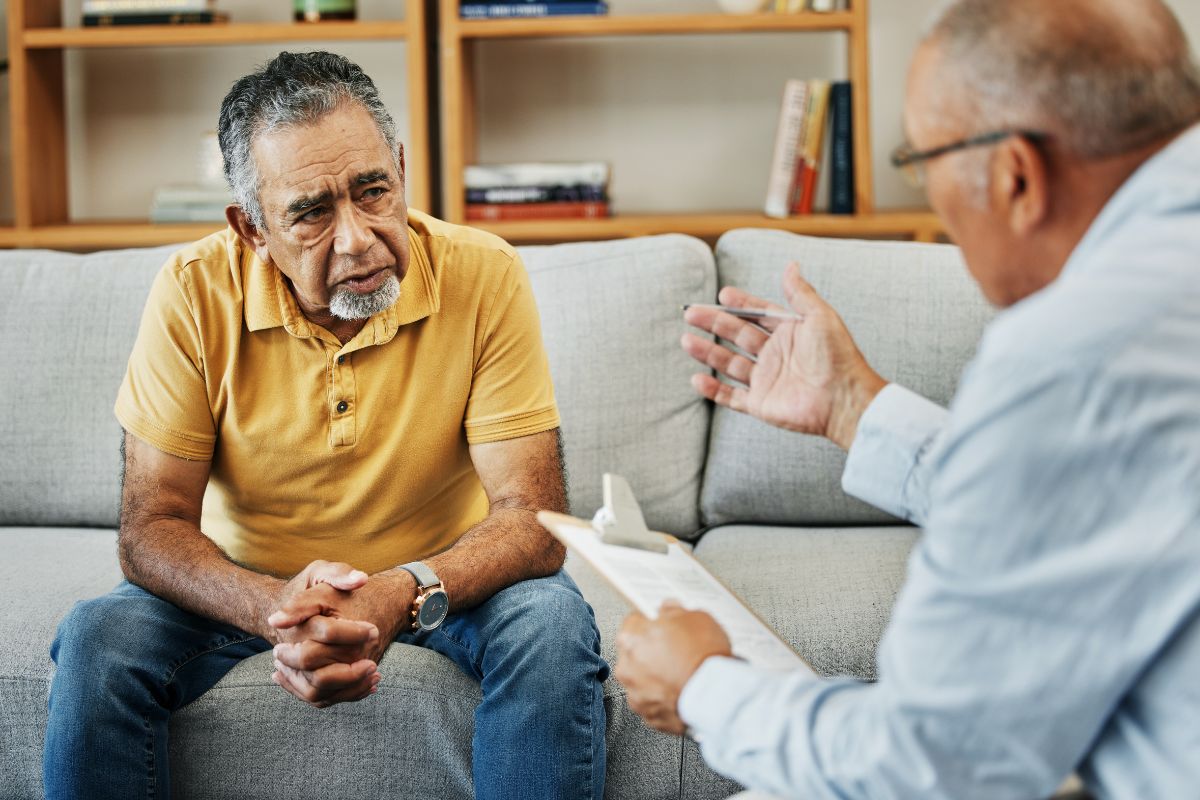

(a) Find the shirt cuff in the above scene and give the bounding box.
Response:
[841,383,948,521]
[678,656,763,739]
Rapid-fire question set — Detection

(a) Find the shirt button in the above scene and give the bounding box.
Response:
[336,400,349,414]
[337,355,345,365]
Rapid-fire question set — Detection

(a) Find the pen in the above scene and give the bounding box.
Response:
[681,303,805,322]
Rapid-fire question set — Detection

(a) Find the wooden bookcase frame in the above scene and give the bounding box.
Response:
[437,0,943,244]
[3,0,431,250]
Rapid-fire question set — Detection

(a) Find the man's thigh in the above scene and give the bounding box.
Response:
[51,580,271,709]
[407,570,608,681]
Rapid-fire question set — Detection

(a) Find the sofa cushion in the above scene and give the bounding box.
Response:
[0,528,685,800]
[701,231,994,527]
[521,235,717,537]
[0,246,178,528]
[692,524,919,680]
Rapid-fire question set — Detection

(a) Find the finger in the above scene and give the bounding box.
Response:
[690,374,751,416]
[716,285,785,313]
[275,658,377,705]
[267,584,340,630]
[275,639,366,671]
[307,561,369,592]
[300,615,380,646]
[781,262,825,314]
[660,599,684,612]
[681,334,755,386]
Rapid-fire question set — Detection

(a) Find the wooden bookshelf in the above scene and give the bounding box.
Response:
[439,0,907,244]
[467,210,944,244]
[4,2,430,251]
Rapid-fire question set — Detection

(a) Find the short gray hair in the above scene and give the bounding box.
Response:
[218,51,399,229]
[923,0,1200,159]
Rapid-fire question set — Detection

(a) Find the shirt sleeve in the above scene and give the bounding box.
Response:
[114,261,215,460]
[463,253,560,444]
[841,383,949,526]
[678,361,1186,800]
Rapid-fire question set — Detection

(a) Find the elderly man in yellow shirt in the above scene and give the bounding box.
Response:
[42,51,608,800]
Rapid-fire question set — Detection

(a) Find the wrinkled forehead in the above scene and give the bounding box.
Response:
[903,41,967,145]
[252,107,395,194]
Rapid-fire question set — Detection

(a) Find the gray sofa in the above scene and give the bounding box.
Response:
[0,229,992,799]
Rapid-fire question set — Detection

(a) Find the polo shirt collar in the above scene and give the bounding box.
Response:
[242,224,440,345]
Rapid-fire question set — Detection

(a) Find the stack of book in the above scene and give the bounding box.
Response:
[465,162,610,222]
[150,185,232,223]
[770,0,850,11]
[460,1,609,20]
[83,0,227,26]
[763,79,854,218]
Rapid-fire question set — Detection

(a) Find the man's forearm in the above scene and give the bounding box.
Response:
[119,518,284,641]
[420,506,566,613]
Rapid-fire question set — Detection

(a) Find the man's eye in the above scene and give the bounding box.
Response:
[300,207,326,223]
[362,187,386,200]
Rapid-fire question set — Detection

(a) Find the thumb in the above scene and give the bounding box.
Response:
[782,262,824,314]
[308,561,369,591]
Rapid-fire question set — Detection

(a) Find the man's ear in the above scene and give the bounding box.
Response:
[398,143,406,180]
[991,136,1049,237]
[225,204,273,265]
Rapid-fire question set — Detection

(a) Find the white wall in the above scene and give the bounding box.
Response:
[1,1,1198,222]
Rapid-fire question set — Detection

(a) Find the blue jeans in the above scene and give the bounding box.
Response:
[44,570,608,800]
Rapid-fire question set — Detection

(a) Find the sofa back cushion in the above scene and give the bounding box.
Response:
[701,230,994,527]
[0,245,178,527]
[521,235,717,537]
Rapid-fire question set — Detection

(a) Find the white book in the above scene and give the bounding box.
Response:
[83,0,214,14]
[538,475,811,673]
[763,79,810,219]
[465,162,610,189]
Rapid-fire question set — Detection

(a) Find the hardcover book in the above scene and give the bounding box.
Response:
[460,3,610,19]
[83,11,228,25]
[763,79,810,219]
[466,201,610,221]
[828,81,855,215]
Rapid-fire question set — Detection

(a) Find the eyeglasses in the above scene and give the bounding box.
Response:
[891,129,1046,188]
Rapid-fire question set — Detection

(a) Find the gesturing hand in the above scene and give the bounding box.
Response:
[682,262,886,450]
[267,561,412,709]
[615,601,733,736]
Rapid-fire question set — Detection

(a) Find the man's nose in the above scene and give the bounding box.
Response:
[332,203,375,256]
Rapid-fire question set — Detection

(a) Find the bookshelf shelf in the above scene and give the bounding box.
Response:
[4,1,430,248]
[23,20,411,49]
[469,211,944,244]
[440,0,883,242]
[0,222,227,251]
[454,12,855,40]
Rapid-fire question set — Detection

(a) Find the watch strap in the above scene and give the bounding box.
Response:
[398,561,440,590]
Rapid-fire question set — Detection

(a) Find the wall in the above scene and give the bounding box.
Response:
[1,1,1197,221]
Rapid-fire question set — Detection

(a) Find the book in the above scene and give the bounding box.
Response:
[83,11,228,25]
[538,475,810,673]
[466,201,609,221]
[763,79,810,219]
[83,0,213,11]
[790,79,832,215]
[828,81,855,215]
[466,184,608,204]
[459,3,609,19]
[465,162,610,190]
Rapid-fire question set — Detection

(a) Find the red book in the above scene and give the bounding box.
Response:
[466,201,610,221]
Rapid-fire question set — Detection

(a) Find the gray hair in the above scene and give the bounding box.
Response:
[923,0,1200,159]
[218,51,399,229]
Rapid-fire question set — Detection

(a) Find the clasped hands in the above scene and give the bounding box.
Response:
[617,263,886,734]
[266,560,414,709]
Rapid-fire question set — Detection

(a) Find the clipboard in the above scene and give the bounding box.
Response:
[539,474,813,674]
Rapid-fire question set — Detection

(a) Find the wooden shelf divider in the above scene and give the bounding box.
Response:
[454,12,855,40]
[23,20,410,49]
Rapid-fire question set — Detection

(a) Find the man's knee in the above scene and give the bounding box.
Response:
[52,591,147,677]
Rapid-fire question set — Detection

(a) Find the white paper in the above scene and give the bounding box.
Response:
[549,518,811,674]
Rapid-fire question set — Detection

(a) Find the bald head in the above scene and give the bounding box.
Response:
[918,0,1200,158]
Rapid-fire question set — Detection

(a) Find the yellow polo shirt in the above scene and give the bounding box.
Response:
[115,211,559,577]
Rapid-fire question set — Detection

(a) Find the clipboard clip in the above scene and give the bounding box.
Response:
[591,473,669,554]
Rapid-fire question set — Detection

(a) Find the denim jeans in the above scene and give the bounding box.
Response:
[44,570,608,800]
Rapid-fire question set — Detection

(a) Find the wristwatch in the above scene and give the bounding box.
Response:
[398,561,450,632]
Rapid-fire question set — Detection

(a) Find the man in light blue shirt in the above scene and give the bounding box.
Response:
[614,0,1200,797]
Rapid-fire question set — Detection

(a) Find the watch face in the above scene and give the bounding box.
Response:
[419,590,450,629]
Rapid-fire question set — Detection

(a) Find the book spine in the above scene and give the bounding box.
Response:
[764,79,810,219]
[792,79,831,215]
[83,11,221,24]
[465,201,610,221]
[466,184,608,204]
[828,81,855,215]
[459,3,609,18]
[465,162,610,189]
[83,0,212,11]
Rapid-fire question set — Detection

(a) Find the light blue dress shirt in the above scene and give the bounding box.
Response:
[679,124,1200,799]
